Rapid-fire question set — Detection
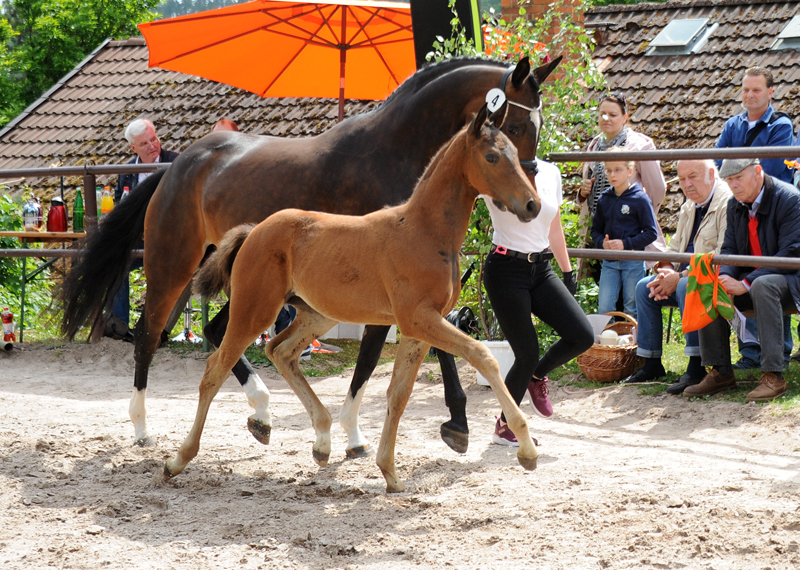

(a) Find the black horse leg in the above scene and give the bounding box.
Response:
[340,325,391,458]
[204,301,272,444]
[436,349,469,453]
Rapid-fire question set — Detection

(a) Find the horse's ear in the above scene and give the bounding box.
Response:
[472,103,489,137]
[488,100,508,130]
[532,55,563,85]
[510,56,531,89]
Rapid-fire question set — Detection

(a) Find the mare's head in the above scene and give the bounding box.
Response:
[495,55,562,174]
[464,102,540,223]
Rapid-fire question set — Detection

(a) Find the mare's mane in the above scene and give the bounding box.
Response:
[380,57,509,108]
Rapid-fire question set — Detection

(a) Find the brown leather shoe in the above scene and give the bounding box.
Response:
[683,369,736,396]
[745,372,788,403]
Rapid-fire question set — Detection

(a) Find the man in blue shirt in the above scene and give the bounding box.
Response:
[716,67,794,184]
[715,66,795,368]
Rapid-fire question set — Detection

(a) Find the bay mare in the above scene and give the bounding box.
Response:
[59,55,561,453]
[172,103,540,492]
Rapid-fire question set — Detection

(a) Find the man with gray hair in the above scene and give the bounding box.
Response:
[622,160,732,393]
[684,158,800,402]
[115,119,178,202]
[106,118,178,341]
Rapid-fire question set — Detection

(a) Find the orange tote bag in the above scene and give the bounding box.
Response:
[682,253,734,334]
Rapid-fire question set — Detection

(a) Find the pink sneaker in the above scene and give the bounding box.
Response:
[491,417,519,447]
[527,377,553,418]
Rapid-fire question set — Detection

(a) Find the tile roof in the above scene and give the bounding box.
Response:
[0,37,377,194]
[585,0,800,151]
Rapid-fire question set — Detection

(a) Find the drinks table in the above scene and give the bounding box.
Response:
[0,231,86,342]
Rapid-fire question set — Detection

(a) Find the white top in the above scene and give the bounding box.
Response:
[482,159,562,253]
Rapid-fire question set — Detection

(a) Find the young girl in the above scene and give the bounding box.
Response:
[590,150,659,318]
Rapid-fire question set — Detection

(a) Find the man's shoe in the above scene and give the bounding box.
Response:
[791,350,800,363]
[733,357,759,370]
[666,373,702,395]
[683,369,736,396]
[491,417,519,447]
[745,372,788,402]
[623,365,666,384]
[104,314,132,341]
[527,377,553,418]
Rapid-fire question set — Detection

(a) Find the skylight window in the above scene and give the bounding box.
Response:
[646,18,718,56]
[771,15,800,51]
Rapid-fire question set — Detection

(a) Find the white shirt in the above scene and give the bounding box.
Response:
[136,154,161,186]
[481,159,563,253]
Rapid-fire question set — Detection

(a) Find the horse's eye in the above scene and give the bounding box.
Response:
[485,153,498,164]
[507,125,521,137]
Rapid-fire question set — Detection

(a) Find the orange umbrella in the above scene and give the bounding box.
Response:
[138,0,415,121]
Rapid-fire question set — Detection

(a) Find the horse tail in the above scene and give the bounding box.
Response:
[59,169,167,340]
[194,224,256,299]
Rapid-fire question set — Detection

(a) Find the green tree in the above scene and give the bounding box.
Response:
[0,0,160,127]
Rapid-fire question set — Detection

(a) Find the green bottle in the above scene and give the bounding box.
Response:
[95,185,102,220]
[72,189,84,232]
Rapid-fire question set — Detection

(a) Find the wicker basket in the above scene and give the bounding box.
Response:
[577,311,643,383]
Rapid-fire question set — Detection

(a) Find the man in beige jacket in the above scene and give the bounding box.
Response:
[622,160,732,393]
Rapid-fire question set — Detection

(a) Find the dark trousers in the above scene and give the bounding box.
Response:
[483,252,594,407]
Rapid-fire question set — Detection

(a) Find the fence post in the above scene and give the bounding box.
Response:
[83,172,97,232]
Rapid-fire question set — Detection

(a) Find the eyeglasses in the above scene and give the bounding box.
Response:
[601,92,627,114]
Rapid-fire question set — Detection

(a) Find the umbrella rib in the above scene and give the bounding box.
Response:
[260,9,333,97]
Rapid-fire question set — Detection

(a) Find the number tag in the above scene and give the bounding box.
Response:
[485,88,506,113]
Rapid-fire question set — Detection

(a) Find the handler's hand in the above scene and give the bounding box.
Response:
[562,270,578,296]
[719,275,747,296]
[580,177,594,198]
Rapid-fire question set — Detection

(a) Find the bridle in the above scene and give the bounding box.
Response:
[500,67,543,176]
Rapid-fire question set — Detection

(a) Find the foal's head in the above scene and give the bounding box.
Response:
[465,102,540,222]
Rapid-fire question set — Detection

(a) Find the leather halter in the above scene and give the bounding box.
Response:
[500,67,541,176]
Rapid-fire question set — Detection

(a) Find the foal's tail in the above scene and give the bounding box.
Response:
[59,169,166,340]
[194,224,256,299]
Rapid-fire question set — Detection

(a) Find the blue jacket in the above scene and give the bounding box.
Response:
[715,105,795,183]
[590,182,659,251]
[720,175,800,307]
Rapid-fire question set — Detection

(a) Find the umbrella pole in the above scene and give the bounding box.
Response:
[338,9,347,123]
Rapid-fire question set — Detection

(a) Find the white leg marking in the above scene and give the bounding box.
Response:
[129,388,149,444]
[340,382,370,452]
[243,373,272,426]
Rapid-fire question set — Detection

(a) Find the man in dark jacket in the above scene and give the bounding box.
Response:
[685,158,800,402]
[106,119,178,340]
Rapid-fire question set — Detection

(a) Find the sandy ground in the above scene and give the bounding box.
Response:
[1,340,799,570]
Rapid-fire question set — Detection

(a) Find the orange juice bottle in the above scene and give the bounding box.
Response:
[100,186,114,220]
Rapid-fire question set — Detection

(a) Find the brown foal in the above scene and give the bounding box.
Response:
[166,102,541,492]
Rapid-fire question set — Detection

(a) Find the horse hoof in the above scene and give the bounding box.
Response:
[247,417,271,445]
[345,445,373,459]
[386,480,405,493]
[517,453,538,471]
[134,436,155,448]
[163,463,177,480]
[440,423,468,454]
[312,449,330,467]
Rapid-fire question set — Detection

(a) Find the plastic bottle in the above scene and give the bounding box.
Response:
[120,186,130,202]
[34,197,43,230]
[1,308,15,342]
[95,185,102,220]
[72,189,84,232]
[22,196,38,231]
[100,186,114,220]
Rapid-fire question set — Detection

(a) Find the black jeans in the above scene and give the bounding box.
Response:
[484,251,594,408]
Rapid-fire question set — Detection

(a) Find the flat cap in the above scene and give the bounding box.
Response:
[719,157,760,178]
